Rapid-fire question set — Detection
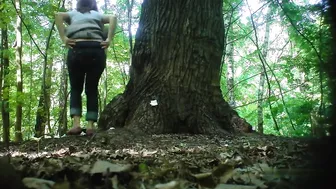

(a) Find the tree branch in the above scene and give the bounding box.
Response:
[10,0,45,58]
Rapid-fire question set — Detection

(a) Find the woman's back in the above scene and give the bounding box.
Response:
[65,10,104,40]
[68,10,102,24]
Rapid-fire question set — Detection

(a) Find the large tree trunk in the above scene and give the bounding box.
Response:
[99,0,250,135]
[14,0,23,142]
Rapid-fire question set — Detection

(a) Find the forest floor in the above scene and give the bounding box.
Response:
[0,128,319,189]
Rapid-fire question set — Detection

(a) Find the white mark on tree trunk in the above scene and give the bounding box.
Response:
[150,100,158,106]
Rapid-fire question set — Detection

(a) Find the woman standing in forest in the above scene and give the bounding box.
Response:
[55,0,117,136]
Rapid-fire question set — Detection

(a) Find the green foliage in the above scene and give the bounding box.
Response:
[0,0,331,140]
[0,0,141,141]
[221,0,331,137]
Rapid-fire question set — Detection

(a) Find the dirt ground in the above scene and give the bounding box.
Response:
[0,128,319,189]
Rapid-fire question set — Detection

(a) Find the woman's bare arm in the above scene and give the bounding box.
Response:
[102,15,117,41]
[55,12,70,42]
[55,12,75,47]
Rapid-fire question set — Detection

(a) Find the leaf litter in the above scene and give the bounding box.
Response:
[0,129,315,189]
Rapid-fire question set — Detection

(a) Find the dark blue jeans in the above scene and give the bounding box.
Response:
[66,41,106,122]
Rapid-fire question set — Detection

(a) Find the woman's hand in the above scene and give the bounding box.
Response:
[101,38,112,49]
[62,36,76,48]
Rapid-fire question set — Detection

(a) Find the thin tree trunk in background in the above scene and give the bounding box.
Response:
[317,7,325,124]
[46,59,54,134]
[125,0,134,82]
[126,0,134,54]
[35,0,65,137]
[247,1,280,132]
[35,59,51,137]
[257,9,271,134]
[35,92,47,137]
[326,0,336,138]
[1,26,10,143]
[57,0,71,136]
[100,0,109,110]
[226,42,235,107]
[35,26,56,137]
[0,32,3,109]
[27,40,33,136]
[257,73,265,134]
[103,70,108,107]
[111,0,135,85]
[14,0,23,142]
[0,45,2,102]
[58,51,68,136]
[222,2,241,95]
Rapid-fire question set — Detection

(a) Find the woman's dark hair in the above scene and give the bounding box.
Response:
[91,0,98,11]
[65,0,98,24]
[76,0,98,13]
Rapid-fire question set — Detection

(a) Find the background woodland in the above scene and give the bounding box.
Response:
[0,0,331,141]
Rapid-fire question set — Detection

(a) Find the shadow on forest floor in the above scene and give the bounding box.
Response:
[0,129,319,189]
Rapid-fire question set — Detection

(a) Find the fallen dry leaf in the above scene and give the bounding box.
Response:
[215,184,258,189]
[22,177,55,189]
[90,160,132,175]
[155,180,180,189]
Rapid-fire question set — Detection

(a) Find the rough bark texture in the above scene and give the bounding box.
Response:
[99,0,250,135]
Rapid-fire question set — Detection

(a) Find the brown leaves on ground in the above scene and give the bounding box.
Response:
[0,129,314,189]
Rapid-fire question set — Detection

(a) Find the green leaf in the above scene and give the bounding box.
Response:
[269,96,277,102]
[138,163,149,173]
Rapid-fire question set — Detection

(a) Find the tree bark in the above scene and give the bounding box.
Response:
[58,52,68,136]
[14,0,23,142]
[35,17,57,137]
[126,0,134,54]
[99,0,250,135]
[257,72,265,134]
[257,10,271,134]
[226,42,235,107]
[1,26,10,142]
[35,59,52,137]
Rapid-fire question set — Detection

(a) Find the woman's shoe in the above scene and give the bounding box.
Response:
[67,127,83,135]
[86,128,95,136]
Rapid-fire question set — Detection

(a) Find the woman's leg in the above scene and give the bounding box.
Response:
[84,48,106,129]
[67,48,86,134]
